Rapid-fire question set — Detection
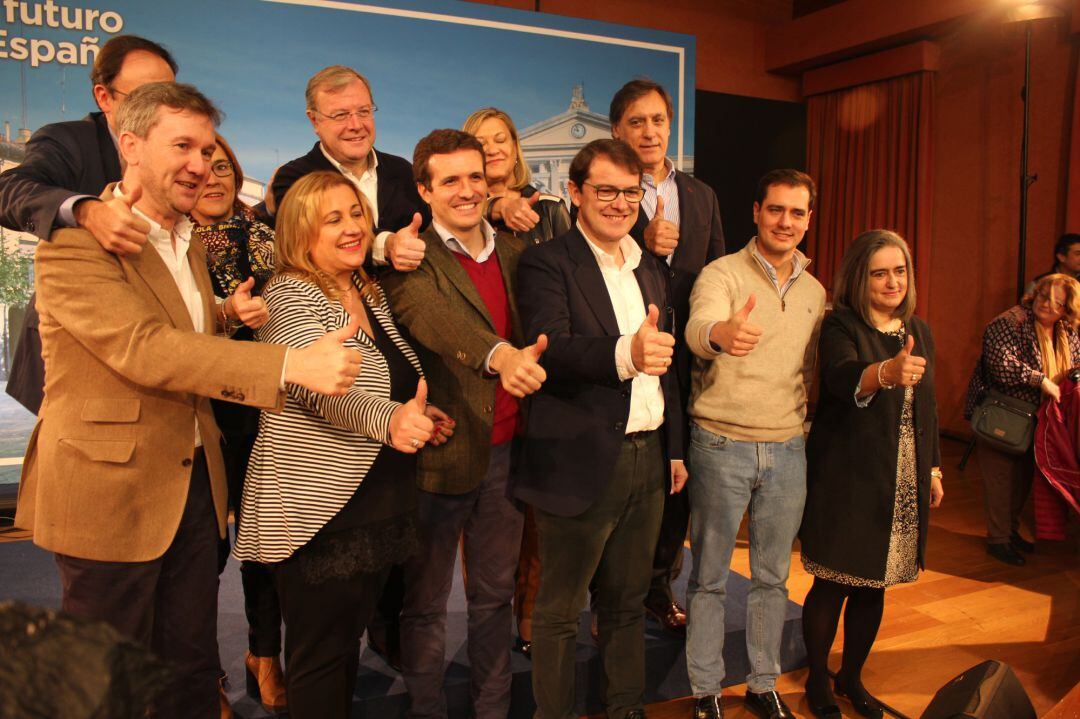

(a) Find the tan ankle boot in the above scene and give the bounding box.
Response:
[244,651,287,712]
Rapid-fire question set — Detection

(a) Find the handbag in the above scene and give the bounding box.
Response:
[970,389,1039,455]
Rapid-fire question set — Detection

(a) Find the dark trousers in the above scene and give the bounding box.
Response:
[401,442,523,719]
[647,487,689,606]
[976,441,1035,544]
[531,432,665,719]
[55,450,220,719]
[223,432,282,657]
[273,556,390,719]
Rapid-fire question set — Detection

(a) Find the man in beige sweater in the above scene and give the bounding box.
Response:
[683,169,826,719]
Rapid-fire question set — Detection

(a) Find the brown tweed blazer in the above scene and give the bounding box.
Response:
[382,226,526,495]
[16,206,286,563]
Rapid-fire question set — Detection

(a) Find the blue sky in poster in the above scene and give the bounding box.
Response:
[0,0,694,184]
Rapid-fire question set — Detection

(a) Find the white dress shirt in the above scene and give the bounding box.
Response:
[578,221,664,434]
[640,158,680,266]
[116,183,205,445]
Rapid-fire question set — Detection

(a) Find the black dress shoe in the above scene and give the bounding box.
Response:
[805,681,840,719]
[1011,531,1035,553]
[644,599,687,636]
[514,636,531,658]
[835,679,884,719]
[744,690,794,719]
[694,694,723,718]
[987,542,1026,566]
[625,710,647,719]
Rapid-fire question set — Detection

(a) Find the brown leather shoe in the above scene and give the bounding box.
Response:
[219,677,234,719]
[645,599,687,636]
[245,651,287,712]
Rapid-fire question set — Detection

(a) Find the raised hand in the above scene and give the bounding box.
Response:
[631,304,675,376]
[490,334,548,398]
[644,196,679,257]
[389,377,436,453]
[387,212,425,272]
[225,276,269,329]
[284,317,363,396]
[709,294,762,356]
[881,335,927,387]
[75,185,151,255]
[498,192,541,233]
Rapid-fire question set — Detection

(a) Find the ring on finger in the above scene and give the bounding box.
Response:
[410,438,421,449]
[911,373,918,382]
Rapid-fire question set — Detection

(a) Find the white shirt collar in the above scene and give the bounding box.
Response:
[432,219,497,262]
[320,144,378,181]
[577,220,641,272]
[114,182,194,254]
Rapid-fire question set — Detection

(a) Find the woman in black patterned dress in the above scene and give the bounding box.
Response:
[189,133,284,711]
[799,230,944,719]
[964,273,1080,565]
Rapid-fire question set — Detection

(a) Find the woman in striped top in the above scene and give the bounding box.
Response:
[233,171,453,719]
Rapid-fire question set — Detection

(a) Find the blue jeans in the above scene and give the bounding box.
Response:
[685,423,807,695]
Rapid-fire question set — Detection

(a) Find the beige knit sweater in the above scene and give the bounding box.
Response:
[685,240,826,442]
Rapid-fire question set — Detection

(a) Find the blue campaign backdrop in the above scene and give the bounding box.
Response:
[1,0,695,187]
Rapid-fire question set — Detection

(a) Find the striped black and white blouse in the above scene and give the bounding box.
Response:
[233,273,423,564]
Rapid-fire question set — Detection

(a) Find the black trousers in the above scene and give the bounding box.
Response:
[221,431,282,657]
[55,450,220,719]
[273,556,391,719]
[647,487,689,605]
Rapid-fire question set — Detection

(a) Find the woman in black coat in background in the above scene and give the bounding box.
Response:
[799,230,944,719]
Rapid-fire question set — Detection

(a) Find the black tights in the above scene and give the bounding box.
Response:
[801,576,885,705]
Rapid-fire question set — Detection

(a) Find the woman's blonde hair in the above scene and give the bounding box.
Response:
[833,229,916,326]
[1022,273,1080,381]
[274,171,380,303]
[461,107,531,191]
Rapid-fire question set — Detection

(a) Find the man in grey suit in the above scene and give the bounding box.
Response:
[381,129,546,719]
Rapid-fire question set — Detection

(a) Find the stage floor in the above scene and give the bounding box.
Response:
[636,437,1080,719]
[3,437,1077,718]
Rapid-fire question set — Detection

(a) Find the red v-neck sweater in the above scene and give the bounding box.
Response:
[450,250,519,445]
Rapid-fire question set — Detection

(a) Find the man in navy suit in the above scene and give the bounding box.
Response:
[0,34,178,414]
[611,79,726,635]
[271,65,431,273]
[513,139,686,719]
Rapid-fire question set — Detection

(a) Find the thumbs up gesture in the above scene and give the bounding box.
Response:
[75,184,151,256]
[710,294,763,357]
[497,192,542,233]
[387,212,425,272]
[880,335,927,387]
[224,276,269,330]
[644,196,679,258]
[631,304,676,376]
[389,377,436,453]
[489,335,548,398]
[283,316,364,396]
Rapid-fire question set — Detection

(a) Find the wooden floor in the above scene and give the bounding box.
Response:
[4,438,1077,718]
[624,438,1080,719]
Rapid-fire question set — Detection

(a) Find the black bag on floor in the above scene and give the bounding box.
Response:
[920,660,1036,719]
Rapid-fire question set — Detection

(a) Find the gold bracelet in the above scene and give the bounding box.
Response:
[930,468,943,480]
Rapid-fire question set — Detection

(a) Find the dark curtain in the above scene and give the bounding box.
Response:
[806,72,934,307]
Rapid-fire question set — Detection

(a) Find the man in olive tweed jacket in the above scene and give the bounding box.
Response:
[381,129,547,719]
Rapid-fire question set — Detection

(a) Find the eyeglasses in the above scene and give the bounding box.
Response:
[109,87,130,98]
[584,182,645,203]
[1035,292,1066,311]
[313,105,378,124]
[211,161,234,178]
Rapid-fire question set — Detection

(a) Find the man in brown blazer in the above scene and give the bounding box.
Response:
[15,82,362,719]
[381,129,546,719]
